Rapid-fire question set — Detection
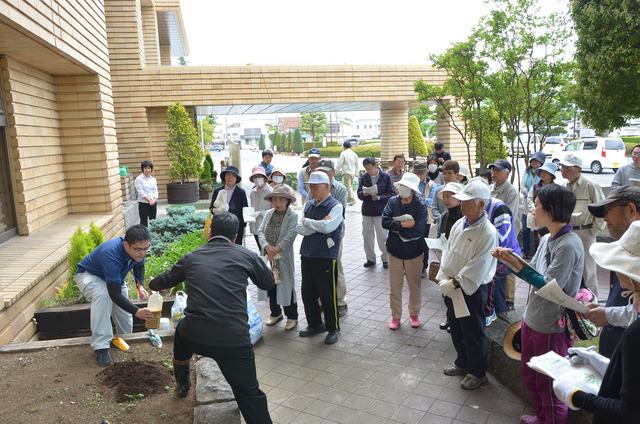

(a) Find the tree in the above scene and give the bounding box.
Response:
[166,102,203,183]
[571,0,640,132]
[258,134,266,150]
[199,116,215,143]
[293,129,304,154]
[408,116,428,158]
[276,133,285,152]
[409,105,437,139]
[178,56,188,66]
[286,132,293,152]
[300,112,327,146]
[269,130,279,150]
[415,36,490,174]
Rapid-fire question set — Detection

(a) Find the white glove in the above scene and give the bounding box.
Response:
[568,346,610,377]
[438,279,457,297]
[552,379,581,410]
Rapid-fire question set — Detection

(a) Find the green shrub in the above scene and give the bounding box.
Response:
[149,206,207,256]
[305,144,381,158]
[166,102,203,183]
[57,224,105,304]
[145,230,206,293]
[200,154,213,192]
[622,136,640,154]
[259,134,266,150]
[409,116,428,158]
[285,173,298,190]
[294,129,303,154]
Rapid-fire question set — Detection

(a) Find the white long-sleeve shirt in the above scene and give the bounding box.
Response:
[335,148,359,177]
[437,212,498,295]
[135,173,158,203]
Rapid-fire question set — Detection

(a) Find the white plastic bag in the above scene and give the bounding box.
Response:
[213,190,228,214]
[171,291,188,325]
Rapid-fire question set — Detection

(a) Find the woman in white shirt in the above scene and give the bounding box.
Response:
[135,160,159,227]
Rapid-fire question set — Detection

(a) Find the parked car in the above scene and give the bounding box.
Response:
[343,137,360,146]
[504,133,541,157]
[551,137,626,174]
[542,136,570,157]
[209,144,224,152]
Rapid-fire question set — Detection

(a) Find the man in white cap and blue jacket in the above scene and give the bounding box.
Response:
[297,171,344,345]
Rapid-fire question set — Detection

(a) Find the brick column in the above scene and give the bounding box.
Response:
[380,108,408,162]
[436,102,475,175]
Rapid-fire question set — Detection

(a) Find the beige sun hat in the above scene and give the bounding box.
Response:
[503,320,523,361]
[265,184,296,203]
[589,220,640,282]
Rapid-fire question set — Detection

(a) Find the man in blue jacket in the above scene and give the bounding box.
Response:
[75,225,154,366]
[358,157,394,269]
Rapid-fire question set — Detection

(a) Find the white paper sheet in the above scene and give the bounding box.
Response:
[242,207,256,223]
[535,279,590,313]
[527,351,601,395]
[393,214,415,222]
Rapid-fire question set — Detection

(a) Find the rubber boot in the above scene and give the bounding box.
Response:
[173,359,191,398]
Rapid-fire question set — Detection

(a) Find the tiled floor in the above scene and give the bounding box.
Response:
[245,205,532,424]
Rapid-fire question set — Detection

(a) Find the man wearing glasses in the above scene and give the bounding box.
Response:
[612,144,640,187]
[75,224,154,366]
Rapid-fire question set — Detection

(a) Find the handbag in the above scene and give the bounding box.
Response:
[428,261,440,282]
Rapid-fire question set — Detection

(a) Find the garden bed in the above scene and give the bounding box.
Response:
[0,340,193,424]
[34,298,175,340]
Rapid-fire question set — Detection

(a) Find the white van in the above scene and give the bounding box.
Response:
[551,137,627,174]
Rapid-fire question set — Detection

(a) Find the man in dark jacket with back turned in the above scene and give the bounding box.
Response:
[150,213,274,424]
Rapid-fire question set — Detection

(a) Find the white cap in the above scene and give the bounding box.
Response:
[453,178,491,201]
[393,172,421,194]
[437,182,464,200]
[458,164,469,178]
[308,171,330,185]
[559,154,583,168]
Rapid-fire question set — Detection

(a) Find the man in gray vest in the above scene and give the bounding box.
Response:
[297,171,344,344]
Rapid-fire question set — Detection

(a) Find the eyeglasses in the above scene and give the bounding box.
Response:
[131,245,151,253]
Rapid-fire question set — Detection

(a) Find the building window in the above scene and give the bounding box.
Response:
[0,81,17,243]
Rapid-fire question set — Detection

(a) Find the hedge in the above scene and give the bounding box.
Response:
[622,136,640,154]
[304,144,381,158]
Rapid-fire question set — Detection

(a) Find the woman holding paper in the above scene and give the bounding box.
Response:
[249,166,273,250]
[381,172,427,330]
[258,185,299,331]
[210,166,248,245]
[552,220,640,424]
[492,184,584,424]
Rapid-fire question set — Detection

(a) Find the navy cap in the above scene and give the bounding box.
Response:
[489,159,512,172]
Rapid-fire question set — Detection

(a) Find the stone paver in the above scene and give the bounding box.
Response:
[242,204,531,424]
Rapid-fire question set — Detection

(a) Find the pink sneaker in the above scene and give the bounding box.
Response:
[409,315,422,328]
[388,318,401,330]
[520,415,540,424]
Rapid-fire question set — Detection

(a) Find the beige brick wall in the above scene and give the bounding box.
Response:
[0,57,69,234]
[142,4,161,67]
[380,108,409,162]
[436,103,476,175]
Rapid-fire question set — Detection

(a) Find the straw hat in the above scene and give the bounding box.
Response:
[589,220,640,282]
[503,320,523,361]
[265,184,296,202]
[394,172,421,194]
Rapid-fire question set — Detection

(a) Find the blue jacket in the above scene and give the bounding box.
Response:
[77,237,145,285]
[382,196,427,259]
[357,169,394,216]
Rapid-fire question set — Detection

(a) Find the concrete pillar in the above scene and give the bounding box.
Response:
[380,107,408,162]
[435,101,475,175]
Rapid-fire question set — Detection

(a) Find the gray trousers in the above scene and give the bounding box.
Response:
[336,241,347,306]
[75,272,133,350]
[362,215,388,263]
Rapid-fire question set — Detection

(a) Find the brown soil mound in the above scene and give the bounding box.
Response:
[98,360,174,403]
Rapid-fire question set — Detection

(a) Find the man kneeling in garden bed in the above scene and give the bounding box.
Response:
[75,225,155,367]
[150,212,275,424]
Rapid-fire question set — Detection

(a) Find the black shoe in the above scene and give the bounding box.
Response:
[382,262,389,269]
[95,348,112,367]
[363,260,375,268]
[173,361,191,398]
[299,324,326,337]
[325,330,340,345]
[439,320,449,330]
[338,304,348,317]
[506,302,515,311]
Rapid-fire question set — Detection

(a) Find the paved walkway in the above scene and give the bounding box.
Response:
[245,205,532,424]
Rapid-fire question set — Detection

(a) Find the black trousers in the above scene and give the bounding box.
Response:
[174,329,272,424]
[253,235,261,251]
[444,283,489,378]
[268,285,298,319]
[423,223,431,270]
[138,202,157,227]
[301,257,339,333]
[235,226,245,245]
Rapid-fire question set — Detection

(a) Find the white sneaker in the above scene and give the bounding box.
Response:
[485,311,497,327]
[284,319,298,331]
[266,315,283,326]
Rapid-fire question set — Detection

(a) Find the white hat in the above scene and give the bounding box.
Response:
[308,171,330,185]
[458,164,469,178]
[453,178,491,201]
[394,172,421,194]
[589,220,640,282]
[535,161,557,179]
[437,182,464,200]
[559,154,583,168]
